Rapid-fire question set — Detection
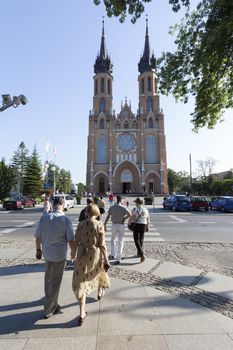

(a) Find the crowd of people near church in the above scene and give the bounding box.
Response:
[35,192,150,326]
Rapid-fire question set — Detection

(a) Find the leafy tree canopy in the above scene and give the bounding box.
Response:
[94,0,233,130]
[93,0,190,23]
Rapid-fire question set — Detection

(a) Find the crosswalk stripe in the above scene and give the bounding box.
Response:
[0,228,16,234]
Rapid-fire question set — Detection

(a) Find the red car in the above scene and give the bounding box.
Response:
[3,196,35,210]
[190,196,209,212]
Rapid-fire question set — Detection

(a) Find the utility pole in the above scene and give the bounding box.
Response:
[189,153,192,193]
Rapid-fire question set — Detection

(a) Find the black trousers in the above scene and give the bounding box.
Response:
[133,223,146,257]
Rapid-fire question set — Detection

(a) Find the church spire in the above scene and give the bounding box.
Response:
[138,18,156,74]
[94,20,113,75]
[100,19,107,59]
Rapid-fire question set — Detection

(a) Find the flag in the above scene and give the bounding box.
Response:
[45,140,49,152]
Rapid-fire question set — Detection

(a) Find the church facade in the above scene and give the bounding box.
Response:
[86,21,168,195]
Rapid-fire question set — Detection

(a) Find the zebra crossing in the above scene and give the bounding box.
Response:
[72,219,165,242]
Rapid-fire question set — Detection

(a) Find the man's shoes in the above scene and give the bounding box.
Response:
[53,304,61,314]
[108,255,115,260]
[140,255,145,263]
[44,304,61,319]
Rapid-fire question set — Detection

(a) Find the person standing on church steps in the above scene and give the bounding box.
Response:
[104,195,131,264]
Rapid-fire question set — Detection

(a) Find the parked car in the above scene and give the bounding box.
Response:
[190,196,209,212]
[209,196,233,212]
[3,196,35,210]
[163,195,191,211]
[50,194,75,211]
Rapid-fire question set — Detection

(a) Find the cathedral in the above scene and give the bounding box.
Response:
[86,20,168,195]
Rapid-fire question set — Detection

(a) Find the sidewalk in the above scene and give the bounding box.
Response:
[1,241,233,349]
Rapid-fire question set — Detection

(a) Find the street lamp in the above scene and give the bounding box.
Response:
[0,94,28,112]
[51,165,56,195]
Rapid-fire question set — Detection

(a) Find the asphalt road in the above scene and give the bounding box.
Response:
[0,205,233,243]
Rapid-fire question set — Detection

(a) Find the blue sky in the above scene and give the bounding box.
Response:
[0,0,232,185]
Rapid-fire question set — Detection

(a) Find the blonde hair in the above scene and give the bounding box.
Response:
[86,203,100,218]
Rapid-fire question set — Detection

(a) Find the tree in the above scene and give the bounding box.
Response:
[0,158,16,201]
[57,169,72,193]
[11,142,30,194]
[23,146,43,198]
[93,0,189,23]
[196,157,217,179]
[77,182,86,195]
[167,168,180,193]
[94,0,233,130]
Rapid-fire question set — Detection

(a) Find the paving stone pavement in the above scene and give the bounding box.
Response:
[1,240,233,316]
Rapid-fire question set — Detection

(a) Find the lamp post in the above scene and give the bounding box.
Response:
[51,165,56,195]
[0,94,28,112]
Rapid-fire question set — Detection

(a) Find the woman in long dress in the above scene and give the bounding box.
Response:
[72,203,110,325]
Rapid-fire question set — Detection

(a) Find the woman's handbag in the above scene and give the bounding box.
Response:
[128,210,143,231]
[128,222,136,231]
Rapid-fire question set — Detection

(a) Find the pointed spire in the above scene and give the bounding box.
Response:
[143,18,151,60]
[138,17,156,74]
[100,19,107,59]
[94,19,113,75]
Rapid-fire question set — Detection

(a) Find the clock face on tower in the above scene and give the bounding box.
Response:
[116,133,136,152]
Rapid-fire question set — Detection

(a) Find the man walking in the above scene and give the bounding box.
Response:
[79,196,101,222]
[104,195,131,264]
[35,197,75,319]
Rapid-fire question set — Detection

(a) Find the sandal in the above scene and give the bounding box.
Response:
[79,312,87,326]
[97,287,105,300]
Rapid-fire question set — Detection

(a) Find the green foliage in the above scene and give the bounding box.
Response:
[158,0,233,130]
[77,182,86,194]
[0,158,16,201]
[57,169,72,193]
[11,142,30,194]
[93,0,190,23]
[23,146,43,198]
[168,168,180,193]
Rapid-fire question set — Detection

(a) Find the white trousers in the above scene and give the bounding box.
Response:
[110,223,125,261]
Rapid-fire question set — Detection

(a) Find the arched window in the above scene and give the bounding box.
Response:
[107,79,111,95]
[99,98,105,113]
[146,135,156,163]
[147,96,153,113]
[99,118,104,129]
[148,77,152,92]
[101,78,104,93]
[95,80,98,95]
[97,134,107,163]
[141,78,144,94]
[148,118,153,128]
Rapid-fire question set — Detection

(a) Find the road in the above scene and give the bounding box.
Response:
[0,204,233,243]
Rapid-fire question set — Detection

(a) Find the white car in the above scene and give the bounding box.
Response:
[51,194,75,211]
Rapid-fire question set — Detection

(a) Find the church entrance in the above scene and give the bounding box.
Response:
[122,182,131,194]
[121,169,133,194]
[99,178,105,194]
[149,181,154,193]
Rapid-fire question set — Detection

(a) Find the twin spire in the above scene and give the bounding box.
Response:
[138,18,156,73]
[94,20,113,75]
[94,18,156,75]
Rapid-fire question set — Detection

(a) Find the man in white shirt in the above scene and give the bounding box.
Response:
[35,197,75,318]
[104,195,131,264]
